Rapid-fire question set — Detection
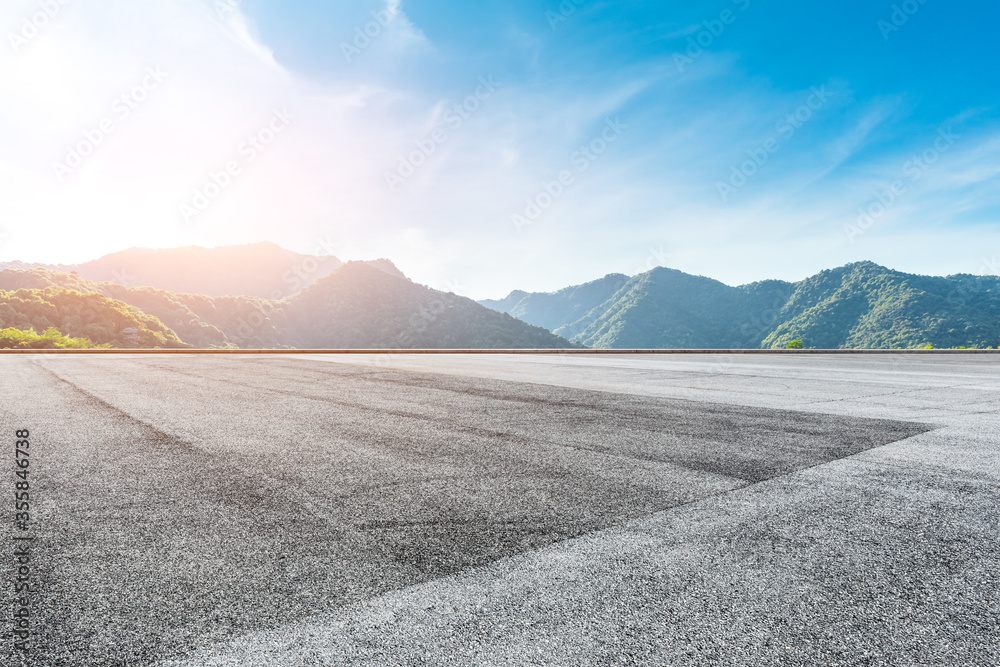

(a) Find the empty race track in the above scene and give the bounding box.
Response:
[2,353,998,665]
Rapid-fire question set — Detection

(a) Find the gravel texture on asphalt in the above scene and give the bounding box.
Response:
[1,354,995,666]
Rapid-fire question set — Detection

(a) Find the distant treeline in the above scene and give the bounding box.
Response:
[0,326,108,350]
[0,288,189,348]
[10,259,994,351]
[0,264,571,349]
[481,261,1000,349]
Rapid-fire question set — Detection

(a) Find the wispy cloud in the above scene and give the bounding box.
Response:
[214,1,282,70]
[1,0,999,297]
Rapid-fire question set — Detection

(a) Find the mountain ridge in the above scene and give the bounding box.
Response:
[0,262,572,349]
[0,242,348,299]
[4,244,998,350]
[480,261,1000,349]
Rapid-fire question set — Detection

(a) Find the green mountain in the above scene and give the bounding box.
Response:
[480,273,630,335]
[0,287,189,348]
[0,326,109,350]
[760,262,1000,349]
[0,268,255,347]
[480,262,1000,349]
[282,262,570,349]
[7,254,997,350]
[0,263,571,349]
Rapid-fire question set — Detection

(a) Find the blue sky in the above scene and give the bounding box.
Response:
[1,0,999,297]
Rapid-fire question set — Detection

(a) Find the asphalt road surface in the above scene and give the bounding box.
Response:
[1,353,998,665]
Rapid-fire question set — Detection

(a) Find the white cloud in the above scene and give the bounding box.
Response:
[1,1,997,299]
[0,0,411,263]
[214,1,282,70]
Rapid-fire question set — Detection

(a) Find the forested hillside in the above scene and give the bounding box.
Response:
[282,262,569,349]
[0,288,189,348]
[481,262,1000,349]
[760,262,1000,349]
[5,254,998,350]
[0,263,572,349]
[479,274,630,336]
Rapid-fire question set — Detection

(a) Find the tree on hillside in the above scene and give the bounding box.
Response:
[0,327,107,349]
